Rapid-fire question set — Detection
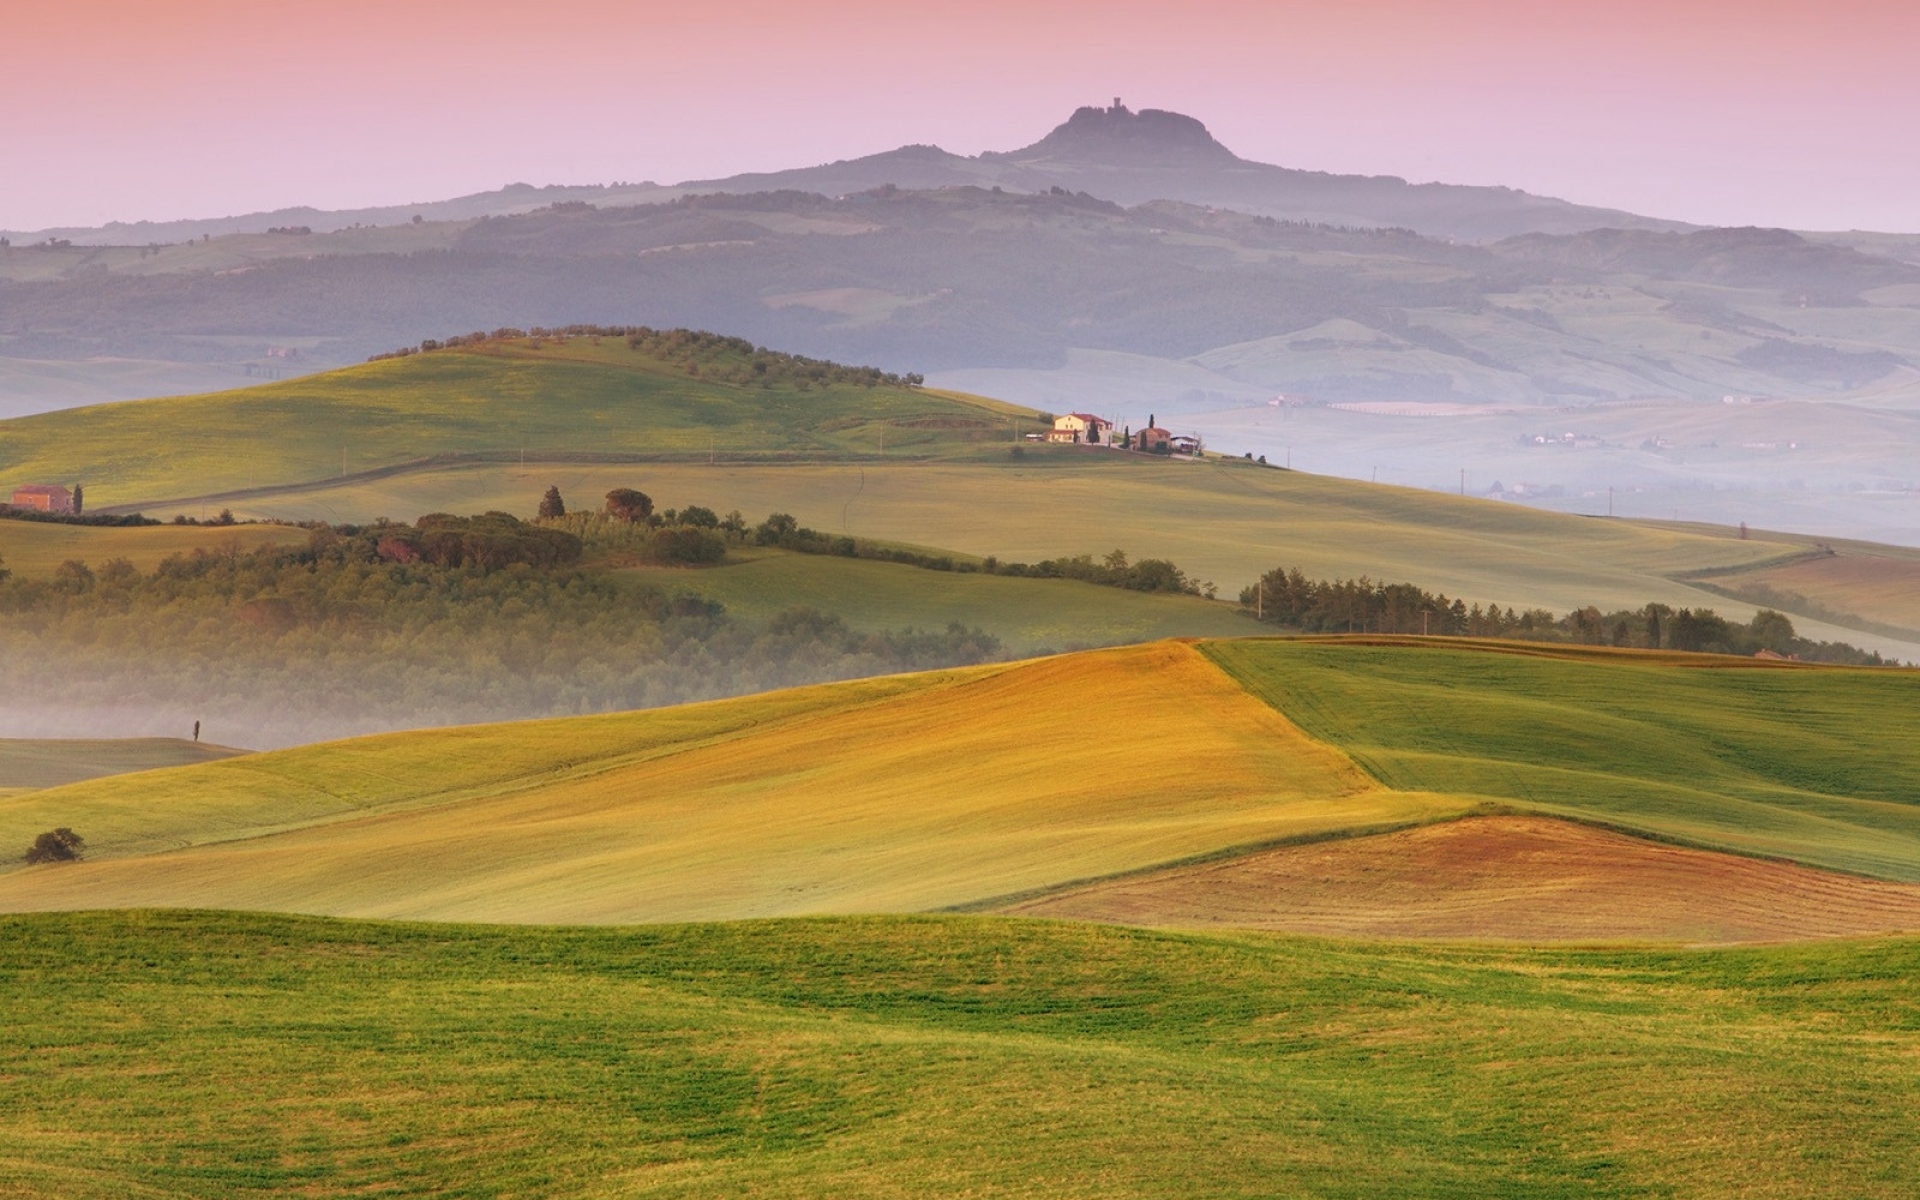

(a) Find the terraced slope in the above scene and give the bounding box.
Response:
[1007,815,1920,942]
[0,643,1435,922]
[1204,638,1920,879]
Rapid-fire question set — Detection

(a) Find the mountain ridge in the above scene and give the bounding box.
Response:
[5,101,1691,247]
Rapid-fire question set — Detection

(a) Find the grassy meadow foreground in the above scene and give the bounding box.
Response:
[5,910,1919,1198]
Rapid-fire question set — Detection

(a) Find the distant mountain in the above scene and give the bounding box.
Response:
[7,101,1688,248]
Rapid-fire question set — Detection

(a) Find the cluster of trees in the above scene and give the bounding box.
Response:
[367,324,925,390]
[0,534,1002,747]
[750,514,1216,597]
[368,512,583,571]
[1238,565,1893,664]
[531,486,736,564]
[987,549,1214,597]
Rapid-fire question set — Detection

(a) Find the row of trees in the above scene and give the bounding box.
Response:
[748,513,1218,598]
[368,325,925,390]
[1238,565,1892,664]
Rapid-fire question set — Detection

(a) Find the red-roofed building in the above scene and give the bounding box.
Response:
[11,484,74,514]
[1135,426,1172,453]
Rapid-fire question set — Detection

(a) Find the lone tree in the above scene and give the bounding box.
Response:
[72,483,83,515]
[24,827,84,864]
[604,487,654,523]
[538,486,566,520]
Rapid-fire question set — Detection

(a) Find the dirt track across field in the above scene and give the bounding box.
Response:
[1003,816,1920,943]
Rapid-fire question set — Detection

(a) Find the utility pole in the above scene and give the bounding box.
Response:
[1459,468,1465,496]
[1608,486,1614,517]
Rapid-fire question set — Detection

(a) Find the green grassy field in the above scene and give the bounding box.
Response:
[622,548,1256,652]
[199,456,1920,658]
[0,338,1041,509]
[1205,638,1920,880]
[0,519,305,578]
[0,738,244,791]
[10,341,1918,655]
[4,909,1919,1198]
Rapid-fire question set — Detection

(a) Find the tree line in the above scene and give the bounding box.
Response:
[1238,565,1894,665]
[368,325,925,390]
[750,512,1215,596]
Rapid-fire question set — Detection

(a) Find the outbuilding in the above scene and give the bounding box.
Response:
[10,484,74,514]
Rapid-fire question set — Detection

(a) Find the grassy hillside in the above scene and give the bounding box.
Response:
[7,638,1920,922]
[0,335,1041,508]
[0,738,243,792]
[0,518,304,578]
[5,910,1920,1198]
[0,644,1434,921]
[1205,638,1920,879]
[152,454,1794,602]
[621,548,1255,652]
[11,334,1919,655]
[186,455,1920,658]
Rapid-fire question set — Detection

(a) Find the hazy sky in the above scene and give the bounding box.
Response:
[4,0,1915,232]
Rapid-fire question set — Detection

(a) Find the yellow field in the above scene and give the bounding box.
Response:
[0,520,305,578]
[0,643,1446,922]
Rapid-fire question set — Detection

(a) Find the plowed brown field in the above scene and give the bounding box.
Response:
[1003,816,1920,943]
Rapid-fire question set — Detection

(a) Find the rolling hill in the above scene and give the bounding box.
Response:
[7,338,1916,663]
[0,333,1037,509]
[6,638,1918,932]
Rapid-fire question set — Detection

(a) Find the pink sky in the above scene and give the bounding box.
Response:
[3,0,1915,232]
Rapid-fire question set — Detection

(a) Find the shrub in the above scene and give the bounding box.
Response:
[24,828,84,864]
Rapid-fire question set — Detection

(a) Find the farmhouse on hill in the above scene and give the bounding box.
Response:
[1135,425,1173,453]
[1047,412,1113,445]
[10,483,75,514]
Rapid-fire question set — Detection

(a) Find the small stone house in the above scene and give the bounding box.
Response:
[10,484,74,514]
[1136,426,1173,453]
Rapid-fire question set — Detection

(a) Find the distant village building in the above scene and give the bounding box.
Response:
[1136,426,1173,453]
[1170,434,1203,456]
[10,484,74,514]
[1048,413,1113,445]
